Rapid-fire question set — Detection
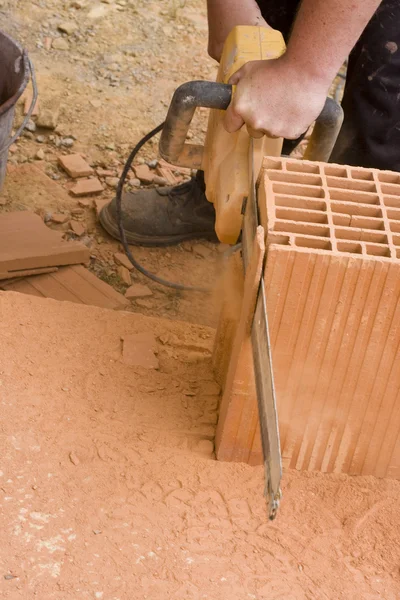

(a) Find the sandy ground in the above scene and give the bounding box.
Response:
[1,292,400,599]
[0,1,400,599]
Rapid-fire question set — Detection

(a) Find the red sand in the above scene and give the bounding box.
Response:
[0,292,399,599]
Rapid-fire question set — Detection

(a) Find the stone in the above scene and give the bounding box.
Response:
[58,154,94,178]
[70,178,104,197]
[35,149,45,161]
[52,37,70,51]
[61,138,75,148]
[122,332,159,369]
[70,220,85,236]
[117,265,131,286]
[69,451,80,465]
[125,284,153,299]
[24,119,36,133]
[114,252,133,270]
[51,213,69,224]
[36,107,59,130]
[58,21,78,35]
[152,175,168,186]
[105,177,120,189]
[134,164,155,184]
[130,178,141,188]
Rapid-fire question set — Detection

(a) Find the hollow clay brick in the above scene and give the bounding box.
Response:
[215,157,400,478]
[58,154,94,178]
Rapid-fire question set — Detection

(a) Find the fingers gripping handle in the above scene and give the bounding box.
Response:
[159,81,232,167]
[159,80,344,166]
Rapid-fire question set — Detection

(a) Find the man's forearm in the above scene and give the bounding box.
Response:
[284,0,382,86]
[207,0,267,61]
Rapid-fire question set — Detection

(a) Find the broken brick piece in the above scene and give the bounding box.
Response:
[23,92,39,116]
[155,165,178,185]
[70,220,85,236]
[70,178,103,197]
[114,252,133,271]
[51,213,69,224]
[78,198,92,208]
[58,154,94,178]
[122,332,159,369]
[125,283,153,299]
[93,198,109,218]
[117,265,131,286]
[96,168,116,178]
[134,164,155,184]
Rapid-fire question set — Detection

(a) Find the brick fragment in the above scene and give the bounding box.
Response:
[134,164,155,184]
[117,265,131,286]
[58,154,94,178]
[114,252,133,270]
[96,168,116,178]
[122,332,159,369]
[70,220,85,236]
[125,284,153,299]
[70,178,103,197]
[51,213,69,224]
[23,92,39,116]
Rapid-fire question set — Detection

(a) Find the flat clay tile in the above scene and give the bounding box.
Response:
[70,178,104,197]
[58,154,94,178]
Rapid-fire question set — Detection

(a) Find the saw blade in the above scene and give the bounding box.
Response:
[241,139,282,520]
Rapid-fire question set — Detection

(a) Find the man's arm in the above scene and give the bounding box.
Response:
[207,0,269,62]
[223,0,382,139]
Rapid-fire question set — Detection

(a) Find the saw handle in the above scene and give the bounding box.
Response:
[159,80,343,166]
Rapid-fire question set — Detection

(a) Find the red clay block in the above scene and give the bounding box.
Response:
[70,220,85,236]
[58,154,94,178]
[70,178,103,197]
[122,332,159,369]
[114,252,133,270]
[134,164,155,184]
[125,283,153,299]
[215,156,400,479]
[23,91,39,116]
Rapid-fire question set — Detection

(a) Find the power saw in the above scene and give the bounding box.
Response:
[158,26,343,519]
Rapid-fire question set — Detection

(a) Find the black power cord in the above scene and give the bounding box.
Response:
[115,123,210,293]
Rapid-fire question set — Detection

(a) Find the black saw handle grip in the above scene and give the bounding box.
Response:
[159,80,344,165]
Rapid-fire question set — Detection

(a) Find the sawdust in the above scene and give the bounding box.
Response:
[0,292,399,599]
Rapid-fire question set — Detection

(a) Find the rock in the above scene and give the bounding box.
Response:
[193,243,213,259]
[36,106,60,130]
[125,284,153,299]
[35,149,45,160]
[122,332,159,369]
[114,252,133,270]
[134,164,155,184]
[58,21,78,35]
[36,135,45,143]
[52,37,70,51]
[147,159,158,169]
[152,175,168,186]
[130,178,141,188]
[24,119,36,133]
[69,451,80,465]
[105,177,119,189]
[61,137,75,148]
[70,220,85,236]
[195,439,214,456]
[96,168,115,177]
[58,154,94,178]
[88,4,109,19]
[117,265,131,286]
[51,213,69,224]
[70,178,104,197]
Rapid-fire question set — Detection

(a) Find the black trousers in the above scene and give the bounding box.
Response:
[257,0,400,171]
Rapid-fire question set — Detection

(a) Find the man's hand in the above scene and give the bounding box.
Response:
[224,57,329,139]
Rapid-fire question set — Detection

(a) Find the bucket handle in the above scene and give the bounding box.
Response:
[0,54,38,156]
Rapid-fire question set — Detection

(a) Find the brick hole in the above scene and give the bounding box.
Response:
[273,182,325,198]
[383,195,400,208]
[264,158,283,170]
[332,213,351,227]
[276,207,328,224]
[266,232,291,246]
[267,172,322,186]
[392,234,400,246]
[286,162,320,174]
[396,248,400,259]
[324,165,347,178]
[386,208,400,221]
[350,169,374,181]
[295,236,332,250]
[378,171,400,184]
[327,176,377,193]
[348,216,385,230]
[330,201,382,218]
[329,189,380,204]
[275,195,327,211]
[389,221,400,233]
[381,183,400,196]
[365,244,391,257]
[274,220,330,237]
[337,241,363,254]
[335,228,388,244]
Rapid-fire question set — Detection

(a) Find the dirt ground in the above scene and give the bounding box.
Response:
[0,1,400,599]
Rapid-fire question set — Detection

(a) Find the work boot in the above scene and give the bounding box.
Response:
[99,171,217,247]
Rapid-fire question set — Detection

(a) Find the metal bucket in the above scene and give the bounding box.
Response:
[0,29,37,191]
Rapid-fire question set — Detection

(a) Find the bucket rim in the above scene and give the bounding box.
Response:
[0,29,30,118]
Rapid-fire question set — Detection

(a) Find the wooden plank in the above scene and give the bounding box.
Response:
[215,226,265,463]
[2,266,130,310]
